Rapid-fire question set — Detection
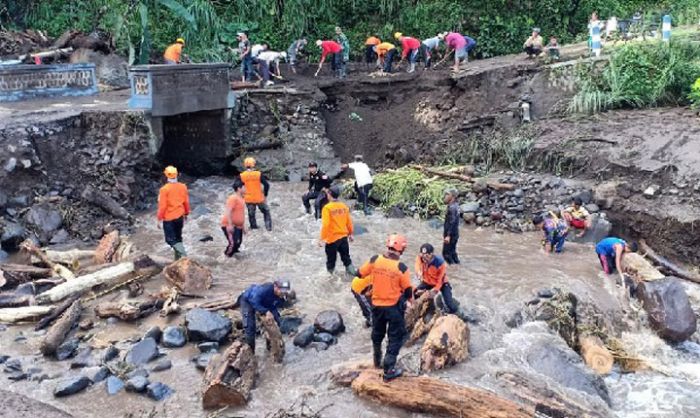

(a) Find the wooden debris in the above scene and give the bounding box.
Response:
[202,341,257,409]
[623,252,664,282]
[261,312,285,363]
[640,240,700,284]
[0,305,54,323]
[94,230,121,264]
[579,335,613,375]
[160,288,181,317]
[81,186,131,220]
[410,165,515,192]
[408,313,440,346]
[574,302,614,375]
[0,293,33,308]
[349,369,532,418]
[36,262,135,304]
[0,265,52,289]
[43,249,95,266]
[35,294,80,331]
[404,292,433,334]
[606,337,648,372]
[40,300,82,356]
[20,241,75,280]
[163,258,212,296]
[194,294,237,311]
[94,301,141,321]
[330,360,376,387]
[420,314,469,372]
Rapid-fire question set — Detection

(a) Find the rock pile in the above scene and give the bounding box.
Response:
[294,310,345,351]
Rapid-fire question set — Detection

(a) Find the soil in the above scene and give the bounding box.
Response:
[0,389,73,417]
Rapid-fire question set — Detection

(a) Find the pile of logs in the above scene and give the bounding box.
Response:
[202,341,257,409]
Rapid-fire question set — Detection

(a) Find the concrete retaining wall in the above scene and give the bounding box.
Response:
[0,64,98,101]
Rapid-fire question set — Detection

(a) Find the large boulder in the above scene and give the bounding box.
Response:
[185,308,232,343]
[0,222,26,251]
[163,258,213,296]
[125,337,159,365]
[293,325,315,348]
[25,204,62,238]
[314,310,345,335]
[637,277,697,342]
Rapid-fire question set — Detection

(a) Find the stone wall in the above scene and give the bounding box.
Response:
[0,64,97,101]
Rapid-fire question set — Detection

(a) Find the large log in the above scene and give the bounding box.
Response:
[622,252,664,282]
[0,264,52,289]
[43,249,95,266]
[163,258,212,296]
[35,295,80,331]
[81,186,130,220]
[35,262,135,304]
[575,302,613,375]
[261,312,285,363]
[410,165,515,192]
[420,314,469,372]
[404,292,432,333]
[40,300,82,356]
[202,341,257,409]
[94,299,163,321]
[94,230,121,264]
[21,241,75,280]
[640,240,700,284]
[349,369,532,418]
[0,306,54,323]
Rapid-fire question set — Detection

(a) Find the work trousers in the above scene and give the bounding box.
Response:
[371,304,407,372]
[242,55,254,80]
[442,236,460,264]
[325,236,352,272]
[524,46,542,56]
[355,183,373,214]
[247,202,272,231]
[421,44,432,68]
[240,297,257,350]
[353,291,373,325]
[162,217,184,247]
[416,282,459,314]
[302,190,328,219]
[221,226,243,257]
[365,45,378,64]
[383,49,397,73]
[330,53,346,77]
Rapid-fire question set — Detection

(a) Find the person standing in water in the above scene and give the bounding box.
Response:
[221,180,246,257]
[157,166,190,260]
[319,185,358,276]
[342,155,373,215]
[595,237,638,289]
[239,157,272,231]
[442,188,461,264]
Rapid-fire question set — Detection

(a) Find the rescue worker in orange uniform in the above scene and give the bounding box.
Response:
[351,275,373,327]
[164,38,185,64]
[364,35,381,69]
[415,243,460,314]
[239,157,272,231]
[221,179,247,257]
[357,234,413,381]
[157,166,190,260]
[319,185,357,275]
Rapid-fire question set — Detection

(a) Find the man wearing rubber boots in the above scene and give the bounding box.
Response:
[157,166,190,260]
[357,234,413,381]
[239,157,272,231]
[238,280,291,351]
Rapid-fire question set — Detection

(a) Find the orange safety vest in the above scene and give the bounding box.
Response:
[163,43,183,62]
[157,182,190,221]
[320,201,353,244]
[359,255,411,307]
[240,170,265,204]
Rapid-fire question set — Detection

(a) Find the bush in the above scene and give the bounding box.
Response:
[690,78,700,108]
[372,167,458,219]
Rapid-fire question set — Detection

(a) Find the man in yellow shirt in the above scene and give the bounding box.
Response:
[164,38,185,64]
[562,197,591,238]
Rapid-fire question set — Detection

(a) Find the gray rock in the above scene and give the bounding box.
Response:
[56,338,79,361]
[3,358,21,372]
[50,229,69,245]
[143,326,163,343]
[125,376,149,393]
[126,368,149,379]
[537,289,554,298]
[8,195,31,208]
[0,222,26,251]
[459,202,480,214]
[279,316,302,335]
[576,190,593,204]
[314,310,345,335]
[91,366,110,383]
[197,342,219,353]
[106,376,124,395]
[309,342,329,351]
[0,355,9,364]
[293,325,315,348]
[146,382,174,401]
[584,203,600,213]
[193,352,214,370]
[638,278,697,342]
[313,332,337,346]
[386,206,405,218]
[505,311,523,328]
[54,375,91,397]
[426,218,443,230]
[125,337,159,365]
[568,214,611,245]
[26,204,63,234]
[70,347,93,369]
[101,345,119,363]
[8,371,28,381]
[151,359,172,372]
[161,326,186,348]
[513,188,524,198]
[185,308,232,343]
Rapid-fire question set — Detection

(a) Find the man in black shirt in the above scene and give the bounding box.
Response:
[443,188,461,264]
[302,162,332,219]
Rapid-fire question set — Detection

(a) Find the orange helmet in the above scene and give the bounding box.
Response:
[163,165,178,179]
[386,234,408,253]
[244,157,256,168]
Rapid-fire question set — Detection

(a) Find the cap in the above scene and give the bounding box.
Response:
[419,243,434,254]
[274,280,291,293]
[328,185,341,198]
[176,38,185,44]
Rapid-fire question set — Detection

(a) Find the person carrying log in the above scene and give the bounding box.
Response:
[533,211,569,253]
[595,237,638,289]
[319,185,358,276]
[357,234,413,381]
[163,38,185,64]
[351,274,373,327]
[239,157,272,231]
[221,179,247,257]
[157,166,190,260]
[443,188,461,264]
[415,243,460,315]
[237,280,291,351]
[302,162,332,220]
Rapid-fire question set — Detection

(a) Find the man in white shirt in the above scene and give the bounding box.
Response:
[257,51,287,84]
[342,155,373,215]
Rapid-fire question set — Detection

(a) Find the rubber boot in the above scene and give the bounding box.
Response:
[408,63,415,73]
[383,367,403,382]
[373,346,383,368]
[345,264,359,277]
[172,242,187,260]
[264,216,272,232]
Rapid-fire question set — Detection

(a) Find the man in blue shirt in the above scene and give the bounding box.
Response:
[238,280,291,350]
[596,237,637,285]
[533,212,569,253]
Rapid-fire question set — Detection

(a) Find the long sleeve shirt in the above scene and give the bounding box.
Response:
[241,283,283,324]
[308,170,332,193]
[415,255,448,291]
[321,201,353,244]
[157,181,190,221]
[320,41,342,61]
[400,37,421,58]
[443,201,460,239]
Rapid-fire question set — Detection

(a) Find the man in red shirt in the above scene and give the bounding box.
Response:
[395,33,421,73]
[314,39,344,78]
[221,180,247,257]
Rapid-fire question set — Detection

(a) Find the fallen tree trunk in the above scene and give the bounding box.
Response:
[410,165,515,192]
[261,313,285,363]
[94,299,163,321]
[194,295,237,311]
[0,305,54,323]
[35,262,135,304]
[21,241,75,280]
[349,369,532,418]
[81,186,130,220]
[0,293,33,308]
[408,312,440,346]
[622,252,664,282]
[42,249,95,266]
[404,292,432,333]
[0,264,52,288]
[40,300,82,356]
[420,314,469,372]
[640,240,700,284]
[202,341,257,409]
[35,294,80,331]
[575,302,613,375]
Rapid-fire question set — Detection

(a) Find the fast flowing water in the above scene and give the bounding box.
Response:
[1,178,699,418]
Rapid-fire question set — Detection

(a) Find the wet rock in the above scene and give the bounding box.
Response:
[102,345,119,363]
[185,308,232,343]
[460,202,480,214]
[638,278,697,342]
[26,204,63,234]
[126,337,159,365]
[0,222,26,251]
[125,376,149,393]
[293,325,315,348]
[193,352,214,370]
[106,376,124,395]
[56,338,80,361]
[50,229,69,245]
[151,359,172,372]
[475,216,486,226]
[462,212,476,224]
[513,188,524,198]
[505,311,523,328]
[279,316,302,335]
[126,368,149,379]
[147,382,174,401]
[309,342,329,351]
[584,203,600,213]
[314,310,345,335]
[7,371,28,381]
[0,355,9,364]
[0,250,8,262]
[91,366,110,383]
[70,347,93,369]
[643,185,659,198]
[143,326,163,343]
[537,289,554,298]
[197,342,219,353]
[3,358,21,373]
[576,190,593,204]
[54,375,91,397]
[161,326,187,348]
[313,332,337,346]
[386,206,405,219]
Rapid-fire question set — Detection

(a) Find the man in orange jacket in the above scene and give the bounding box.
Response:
[239,157,272,231]
[415,243,460,314]
[221,179,247,257]
[157,166,190,260]
[319,185,357,275]
[164,38,185,64]
[357,234,413,381]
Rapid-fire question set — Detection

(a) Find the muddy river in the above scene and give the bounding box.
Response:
[1,179,699,418]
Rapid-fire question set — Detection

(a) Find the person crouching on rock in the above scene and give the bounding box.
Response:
[157,166,190,260]
[415,243,460,315]
[239,157,272,231]
[595,237,638,290]
[302,162,332,219]
[357,234,413,381]
[238,280,291,351]
[533,211,569,253]
[351,275,374,328]
[221,179,246,257]
[319,185,358,276]
[562,197,591,238]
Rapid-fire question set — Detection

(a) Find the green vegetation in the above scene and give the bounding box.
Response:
[2,0,697,64]
[569,39,700,114]
[690,78,700,108]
